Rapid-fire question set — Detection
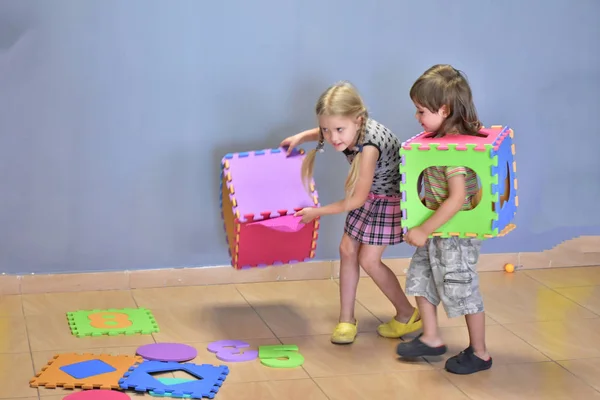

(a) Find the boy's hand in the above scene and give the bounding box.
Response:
[294,207,320,224]
[405,227,429,247]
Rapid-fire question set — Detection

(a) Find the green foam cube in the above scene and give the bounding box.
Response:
[399,125,518,239]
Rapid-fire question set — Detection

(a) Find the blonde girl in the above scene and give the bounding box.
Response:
[281,81,422,344]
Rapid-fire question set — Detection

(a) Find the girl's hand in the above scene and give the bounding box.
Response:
[405,227,429,247]
[295,207,320,224]
[280,133,304,156]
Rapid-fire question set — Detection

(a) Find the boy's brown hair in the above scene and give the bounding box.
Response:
[410,64,483,136]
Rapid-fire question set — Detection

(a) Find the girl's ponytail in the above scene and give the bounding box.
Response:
[301,131,324,192]
[345,152,362,198]
[301,148,318,193]
[344,112,367,198]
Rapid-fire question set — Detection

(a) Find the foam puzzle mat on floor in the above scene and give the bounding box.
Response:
[119,360,229,399]
[30,353,142,390]
[67,307,159,337]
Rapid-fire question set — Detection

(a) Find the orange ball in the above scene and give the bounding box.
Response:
[504,263,515,273]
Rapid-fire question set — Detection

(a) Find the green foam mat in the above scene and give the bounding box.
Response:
[66,307,159,338]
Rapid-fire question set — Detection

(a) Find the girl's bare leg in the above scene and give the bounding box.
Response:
[338,233,361,323]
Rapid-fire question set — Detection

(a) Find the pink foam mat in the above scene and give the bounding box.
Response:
[224,148,317,221]
[403,126,508,150]
[248,214,305,232]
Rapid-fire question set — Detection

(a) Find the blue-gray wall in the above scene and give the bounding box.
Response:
[1,0,599,274]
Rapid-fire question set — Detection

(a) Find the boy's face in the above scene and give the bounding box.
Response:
[414,102,446,133]
[318,115,362,152]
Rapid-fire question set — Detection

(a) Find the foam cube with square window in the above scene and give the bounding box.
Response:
[220,147,320,269]
[399,125,518,239]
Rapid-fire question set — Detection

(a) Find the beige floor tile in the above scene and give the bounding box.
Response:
[0,316,30,353]
[423,324,550,368]
[132,284,249,309]
[446,362,600,399]
[134,285,274,342]
[26,313,155,352]
[215,379,329,400]
[555,285,600,315]
[503,318,600,360]
[0,275,20,296]
[0,295,23,317]
[236,280,341,304]
[332,257,410,278]
[130,266,236,288]
[170,338,308,383]
[477,252,519,272]
[151,306,275,343]
[314,370,469,399]
[236,280,381,337]
[130,262,333,288]
[12,398,46,400]
[479,269,555,291]
[479,271,597,323]
[558,357,600,392]
[355,276,497,328]
[0,353,39,399]
[519,251,552,269]
[249,302,380,338]
[22,290,137,316]
[20,271,130,294]
[228,262,333,284]
[281,332,432,378]
[35,397,73,400]
[525,266,600,288]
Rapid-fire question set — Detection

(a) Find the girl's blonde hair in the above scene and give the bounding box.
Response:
[410,64,483,136]
[301,81,368,198]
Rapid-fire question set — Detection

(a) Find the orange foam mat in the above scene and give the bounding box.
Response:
[30,353,142,390]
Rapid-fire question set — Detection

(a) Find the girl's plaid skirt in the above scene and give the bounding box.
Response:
[344,193,403,246]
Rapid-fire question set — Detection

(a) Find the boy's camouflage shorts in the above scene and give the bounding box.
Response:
[405,237,484,318]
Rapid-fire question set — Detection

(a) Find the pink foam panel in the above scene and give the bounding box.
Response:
[401,127,507,152]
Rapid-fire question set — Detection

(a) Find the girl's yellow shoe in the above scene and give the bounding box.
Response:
[330,321,358,344]
[377,308,422,338]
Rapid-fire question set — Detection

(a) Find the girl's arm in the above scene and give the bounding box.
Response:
[298,127,321,142]
[313,145,379,216]
[281,128,321,155]
[419,174,466,235]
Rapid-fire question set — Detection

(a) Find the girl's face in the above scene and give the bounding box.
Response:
[414,102,447,133]
[318,114,361,152]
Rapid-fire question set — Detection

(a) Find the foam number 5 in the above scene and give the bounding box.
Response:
[88,312,132,329]
[207,340,258,362]
[258,344,304,368]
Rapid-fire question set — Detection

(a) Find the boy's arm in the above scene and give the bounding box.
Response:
[419,172,466,235]
[313,145,379,216]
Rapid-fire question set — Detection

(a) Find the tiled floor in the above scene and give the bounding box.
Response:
[2,266,600,399]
